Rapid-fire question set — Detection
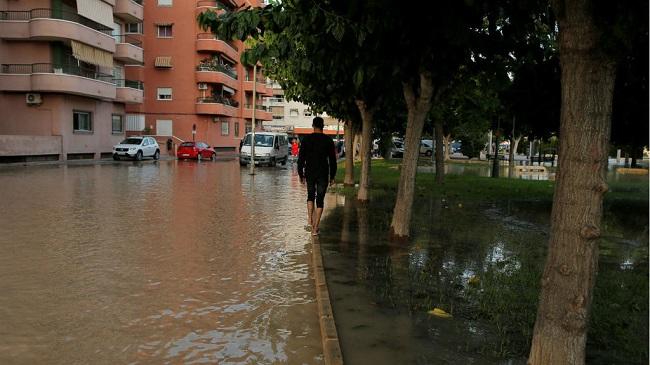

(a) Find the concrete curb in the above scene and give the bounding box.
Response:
[311,236,344,365]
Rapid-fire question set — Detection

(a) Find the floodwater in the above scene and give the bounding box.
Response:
[319,175,648,364]
[0,160,323,364]
[420,161,650,181]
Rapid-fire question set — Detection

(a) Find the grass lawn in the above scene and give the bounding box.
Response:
[334,159,647,203]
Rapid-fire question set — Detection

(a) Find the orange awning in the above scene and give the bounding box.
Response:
[154,56,172,68]
[71,40,113,68]
[293,128,343,136]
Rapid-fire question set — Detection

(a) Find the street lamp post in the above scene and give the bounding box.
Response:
[250,64,257,175]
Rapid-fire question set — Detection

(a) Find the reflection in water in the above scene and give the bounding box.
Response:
[0,161,323,364]
[421,162,649,182]
[319,188,648,364]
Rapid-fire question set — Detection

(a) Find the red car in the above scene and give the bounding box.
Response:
[176,141,216,160]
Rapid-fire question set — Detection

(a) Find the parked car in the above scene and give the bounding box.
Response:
[240,132,289,167]
[420,140,433,156]
[176,141,216,160]
[391,139,404,158]
[113,136,160,161]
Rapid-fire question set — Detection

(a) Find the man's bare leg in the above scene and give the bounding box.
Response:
[313,207,324,233]
[307,201,314,228]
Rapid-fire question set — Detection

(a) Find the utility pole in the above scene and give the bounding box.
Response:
[250,64,257,175]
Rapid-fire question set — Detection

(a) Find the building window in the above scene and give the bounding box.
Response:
[73,111,92,132]
[112,115,124,134]
[303,109,312,117]
[272,115,283,120]
[234,122,240,137]
[289,108,298,117]
[157,87,172,100]
[125,23,142,34]
[157,25,173,38]
[157,0,172,6]
[221,121,229,136]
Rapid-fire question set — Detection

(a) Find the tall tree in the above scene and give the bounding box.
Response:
[429,70,500,183]
[197,1,400,202]
[527,0,647,363]
[386,2,484,238]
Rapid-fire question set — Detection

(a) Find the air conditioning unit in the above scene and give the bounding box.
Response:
[212,117,220,123]
[26,93,42,105]
[198,83,208,90]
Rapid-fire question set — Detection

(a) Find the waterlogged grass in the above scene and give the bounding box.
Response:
[335,159,647,203]
[324,159,648,362]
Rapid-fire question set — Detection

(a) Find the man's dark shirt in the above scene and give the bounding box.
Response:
[297,133,337,180]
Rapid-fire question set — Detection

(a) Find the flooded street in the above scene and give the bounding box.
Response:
[0,161,323,364]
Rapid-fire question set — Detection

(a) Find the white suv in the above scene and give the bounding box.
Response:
[113,137,160,161]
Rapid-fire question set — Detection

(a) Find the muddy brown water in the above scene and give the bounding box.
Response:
[0,160,323,364]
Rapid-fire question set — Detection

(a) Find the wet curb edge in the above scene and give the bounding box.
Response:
[311,236,344,365]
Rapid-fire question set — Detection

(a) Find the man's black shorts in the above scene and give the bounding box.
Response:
[306,175,328,208]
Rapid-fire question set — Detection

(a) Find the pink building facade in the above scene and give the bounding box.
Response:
[0,0,144,161]
[128,0,272,154]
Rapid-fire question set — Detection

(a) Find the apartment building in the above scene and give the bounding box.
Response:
[263,83,344,137]
[135,0,273,153]
[0,0,145,161]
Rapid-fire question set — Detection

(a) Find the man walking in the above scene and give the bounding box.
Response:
[298,117,337,236]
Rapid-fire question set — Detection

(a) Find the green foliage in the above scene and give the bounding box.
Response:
[197,1,402,126]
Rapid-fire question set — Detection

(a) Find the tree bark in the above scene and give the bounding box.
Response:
[356,100,373,202]
[443,134,452,161]
[390,72,435,239]
[353,133,362,161]
[343,121,355,186]
[434,117,445,184]
[527,1,616,364]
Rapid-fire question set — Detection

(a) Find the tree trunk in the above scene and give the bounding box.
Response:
[390,72,435,239]
[508,135,522,178]
[353,133,361,161]
[434,117,445,184]
[538,139,543,166]
[443,134,452,161]
[343,121,355,186]
[527,1,616,363]
[491,133,500,178]
[356,100,373,202]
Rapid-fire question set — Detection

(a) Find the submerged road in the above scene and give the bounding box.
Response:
[0,160,324,364]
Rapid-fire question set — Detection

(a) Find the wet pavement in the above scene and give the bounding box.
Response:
[0,160,323,364]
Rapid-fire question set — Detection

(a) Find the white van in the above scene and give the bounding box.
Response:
[239,132,289,167]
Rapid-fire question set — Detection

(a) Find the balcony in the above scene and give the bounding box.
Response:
[243,81,269,95]
[195,97,238,116]
[195,0,237,15]
[114,0,144,22]
[196,64,239,90]
[114,35,143,64]
[243,104,272,121]
[114,79,144,104]
[0,63,116,100]
[196,33,239,62]
[0,9,115,53]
